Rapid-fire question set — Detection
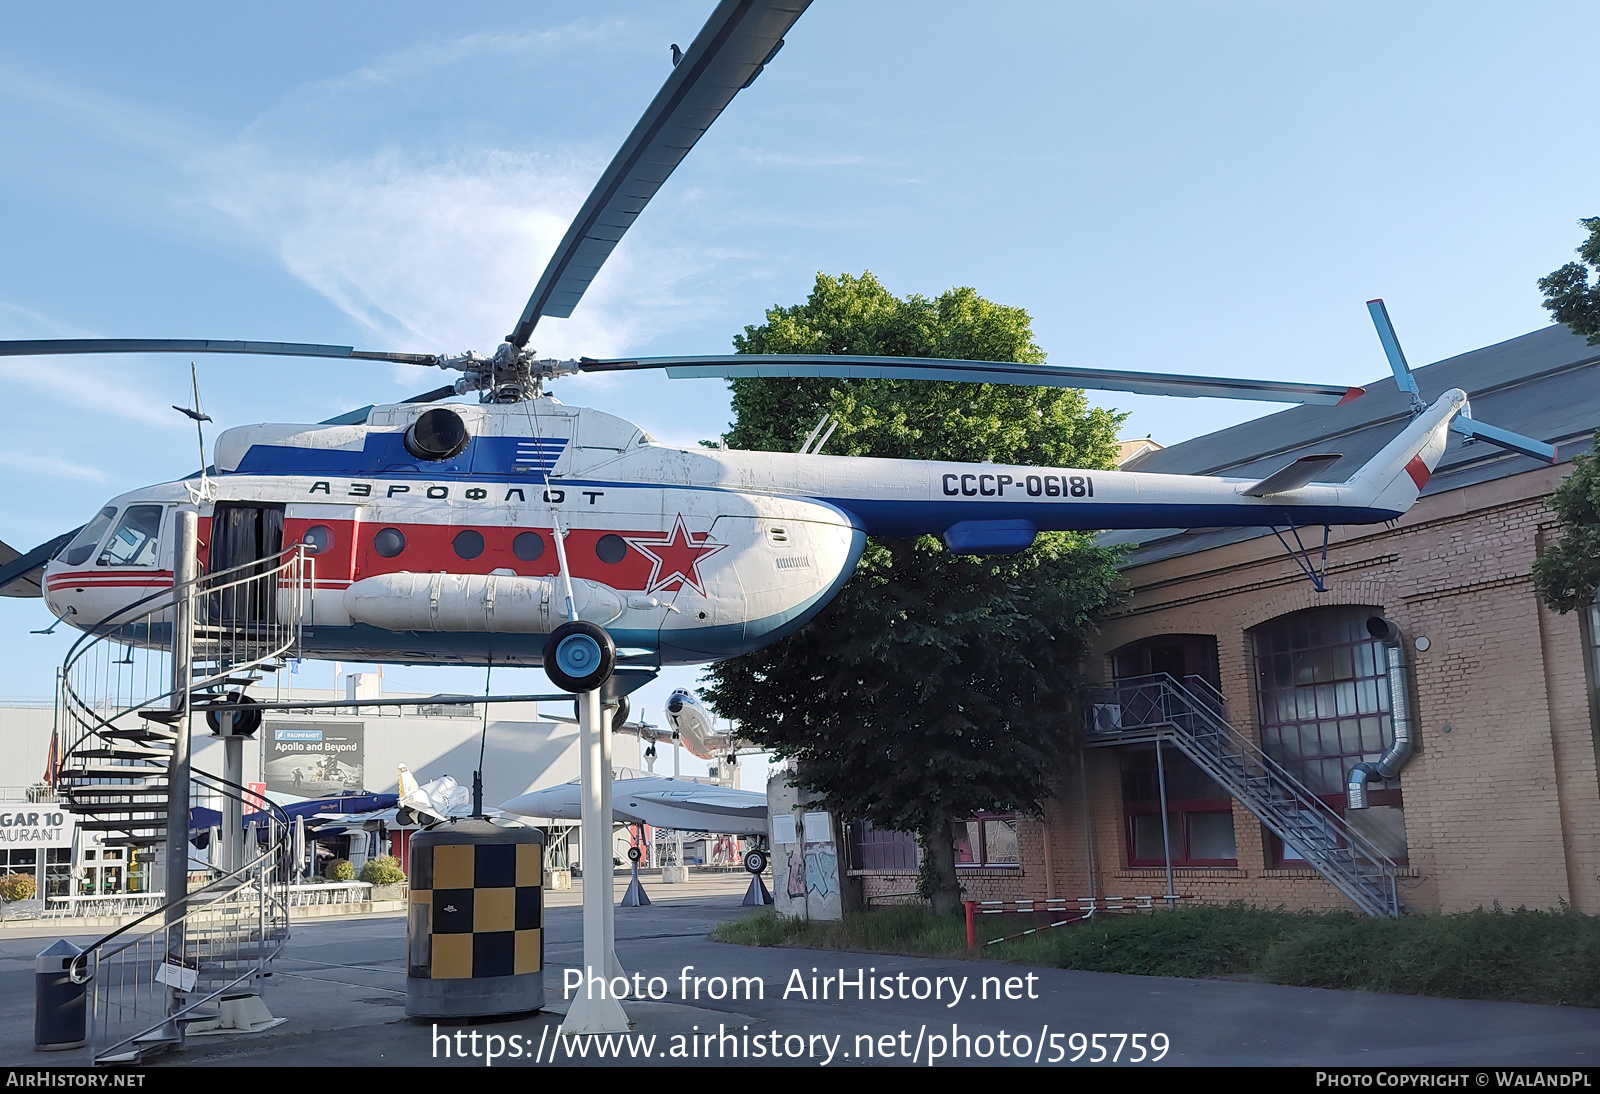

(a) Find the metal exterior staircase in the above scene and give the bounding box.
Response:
[54,542,313,1063]
[1084,672,1401,918]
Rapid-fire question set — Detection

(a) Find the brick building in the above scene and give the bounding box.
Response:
[850,322,1600,916]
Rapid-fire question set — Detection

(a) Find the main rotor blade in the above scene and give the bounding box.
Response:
[0,338,442,366]
[579,354,1365,405]
[507,0,810,347]
[0,528,81,598]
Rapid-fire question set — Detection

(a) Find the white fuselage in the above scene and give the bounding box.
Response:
[41,392,1463,668]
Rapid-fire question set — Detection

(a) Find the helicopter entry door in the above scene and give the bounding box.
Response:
[207,503,285,627]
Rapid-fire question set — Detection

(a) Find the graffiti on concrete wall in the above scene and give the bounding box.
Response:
[805,843,838,899]
[785,846,807,899]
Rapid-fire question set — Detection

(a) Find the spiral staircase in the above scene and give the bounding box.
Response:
[53,539,312,1063]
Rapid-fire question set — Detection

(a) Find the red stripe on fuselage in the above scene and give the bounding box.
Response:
[283,518,716,593]
[46,569,174,590]
[1404,455,1430,490]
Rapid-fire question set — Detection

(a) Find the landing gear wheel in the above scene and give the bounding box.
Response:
[627,846,641,863]
[543,620,616,693]
[743,848,768,874]
[206,693,261,736]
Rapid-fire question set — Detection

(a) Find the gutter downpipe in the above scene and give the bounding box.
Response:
[1347,616,1414,810]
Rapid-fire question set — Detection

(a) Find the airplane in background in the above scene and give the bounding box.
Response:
[499,768,766,839]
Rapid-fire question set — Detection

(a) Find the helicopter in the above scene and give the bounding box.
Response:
[0,0,1557,699]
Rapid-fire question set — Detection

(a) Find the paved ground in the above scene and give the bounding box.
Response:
[2,873,1598,1068]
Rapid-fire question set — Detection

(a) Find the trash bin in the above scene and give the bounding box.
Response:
[35,939,86,1051]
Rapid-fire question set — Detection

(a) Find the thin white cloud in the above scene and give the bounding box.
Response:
[0,66,200,163]
[4,17,730,379]
[0,301,95,340]
[203,144,714,361]
[299,24,626,97]
[737,149,868,167]
[0,451,107,482]
[0,303,189,427]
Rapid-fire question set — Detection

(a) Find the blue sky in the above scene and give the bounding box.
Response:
[1,1,1596,775]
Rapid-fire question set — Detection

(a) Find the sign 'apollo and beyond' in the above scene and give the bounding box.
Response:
[263,721,366,798]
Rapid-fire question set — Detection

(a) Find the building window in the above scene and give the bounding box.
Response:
[1252,606,1407,864]
[849,820,917,872]
[954,814,1021,868]
[1120,749,1237,866]
[846,815,1021,871]
[1111,634,1220,691]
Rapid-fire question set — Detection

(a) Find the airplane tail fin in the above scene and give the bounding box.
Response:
[1343,389,1467,515]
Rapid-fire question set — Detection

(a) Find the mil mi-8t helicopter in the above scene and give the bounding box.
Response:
[0,0,1556,697]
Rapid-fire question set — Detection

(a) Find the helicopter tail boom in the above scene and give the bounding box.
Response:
[1340,388,1468,514]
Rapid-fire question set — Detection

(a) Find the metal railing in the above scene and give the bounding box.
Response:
[1084,673,1401,918]
[53,543,311,1063]
[44,893,168,919]
[67,815,292,1064]
[286,881,375,906]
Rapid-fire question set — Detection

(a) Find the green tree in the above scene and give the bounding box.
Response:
[1532,220,1600,613]
[1539,217,1600,345]
[1533,438,1600,613]
[700,272,1124,914]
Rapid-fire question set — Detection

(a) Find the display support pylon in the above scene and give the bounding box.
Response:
[557,686,629,1035]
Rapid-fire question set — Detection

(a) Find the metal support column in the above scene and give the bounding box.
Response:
[1154,737,1176,907]
[160,508,199,1039]
[558,687,628,1035]
[600,705,624,980]
[221,728,242,873]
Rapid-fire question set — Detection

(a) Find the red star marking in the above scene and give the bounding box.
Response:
[624,515,726,596]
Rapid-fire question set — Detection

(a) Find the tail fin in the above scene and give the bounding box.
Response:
[1343,389,1467,515]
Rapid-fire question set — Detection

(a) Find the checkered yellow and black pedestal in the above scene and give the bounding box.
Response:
[404,818,546,1018]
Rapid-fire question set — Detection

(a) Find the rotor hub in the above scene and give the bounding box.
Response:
[437,344,581,402]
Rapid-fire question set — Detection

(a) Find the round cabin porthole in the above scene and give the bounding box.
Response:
[373,528,406,558]
[301,525,333,555]
[452,529,484,560]
[512,532,545,561]
[595,534,627,564]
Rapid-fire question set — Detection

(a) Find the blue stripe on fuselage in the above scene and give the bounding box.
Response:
[221,455,1396,536]
[232,436,568,477]
[819,497,1402,536]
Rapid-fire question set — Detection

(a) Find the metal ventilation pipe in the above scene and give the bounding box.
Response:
[1347,615,1415,810]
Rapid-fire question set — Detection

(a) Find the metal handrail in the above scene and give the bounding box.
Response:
[52,542,308,1062]
[58,545,313,751]
[1086,672,1400,916]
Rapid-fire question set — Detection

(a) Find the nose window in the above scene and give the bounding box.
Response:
[61,506,118,567]
[99,505,165,567]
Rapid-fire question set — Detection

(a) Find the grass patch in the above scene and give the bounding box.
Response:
[713,902,1600,1007]
[713,904,968,956]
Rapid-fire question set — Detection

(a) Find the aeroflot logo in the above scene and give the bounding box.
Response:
[942,473,1095,498]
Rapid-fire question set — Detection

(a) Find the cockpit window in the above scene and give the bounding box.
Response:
[61,506,118,567]
[99,505,164,567]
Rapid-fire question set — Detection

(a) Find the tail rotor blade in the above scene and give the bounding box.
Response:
[1367,300,1556,463]
[1366,299,1425,411]
[1450,416,1557,463]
